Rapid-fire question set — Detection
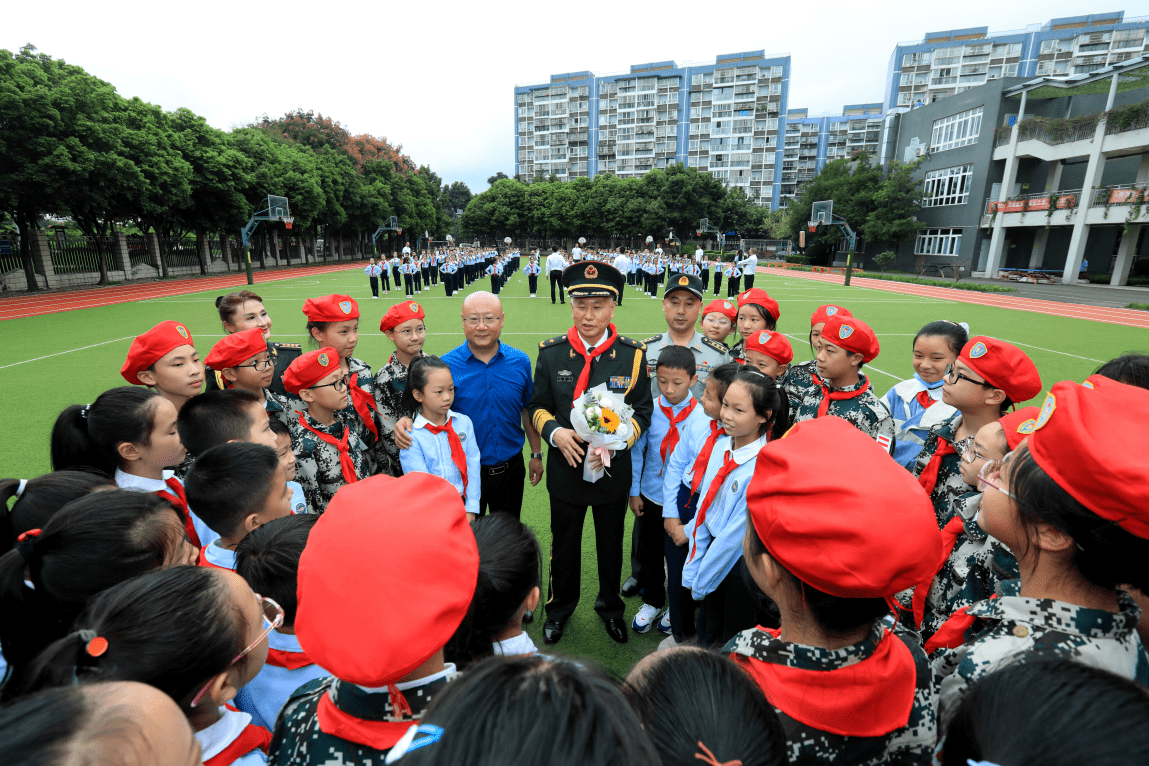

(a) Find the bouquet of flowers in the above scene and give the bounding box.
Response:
[570,384,636,484]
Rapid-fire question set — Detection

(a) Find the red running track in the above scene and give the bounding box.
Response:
[0,263,362,321]
[763,267,1149,330]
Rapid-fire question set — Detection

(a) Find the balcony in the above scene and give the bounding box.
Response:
[981,185,1149,229]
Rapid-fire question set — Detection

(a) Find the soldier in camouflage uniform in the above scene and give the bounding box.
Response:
[270,474,478,766]
[783,305,852,413]
[731,417,942,766]
[373,301,429,477]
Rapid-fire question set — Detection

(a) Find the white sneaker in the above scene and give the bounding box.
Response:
[632,603,662,634]
[657,610,672,634]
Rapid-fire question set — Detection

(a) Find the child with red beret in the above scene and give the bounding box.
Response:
[782,304,851,414]
[283,348,372,513]
[374,300,429,475]
[790,315,895,450]
[742,329,793,382]
[699,299,737,347]
[911,337,1042,529]
[204,329,297,427]
[728,288,780,364]
[268,473,479,765]
[930,380,1149,730]
[121,321,204,412]
[731,417,942,766]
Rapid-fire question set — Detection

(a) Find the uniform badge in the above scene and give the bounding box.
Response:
[1035,393,1056,429]
[175,325,189,339]
[678,275,689,286]
[826,306,839,316]
[839,325,854,340]
[585,265,599,279]
[339,301,353,314]
[609,348,616,359]
[609,376,631,389]
[1017,419,1037,435]
[558,369,575,382]
[458,432,467,442]
[318,352,330,367]
[731,480,739,493]
[1082,380,1095,390]
[969,341,988,359]
[410,302,420,313]
[723,301,732,310]
[875,433,892,451]
[758,331,770,344]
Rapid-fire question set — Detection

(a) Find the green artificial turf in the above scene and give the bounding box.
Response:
[0,265,1142,677]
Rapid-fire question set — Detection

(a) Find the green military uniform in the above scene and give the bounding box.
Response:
[784,359,818,413]
[727,623,937,766]
[336,357,380,476]
[373,351,426,477]
[791,372,896,452]
[264,389,300,429]
[287,411,372,514]
[205,340,302,397]
[911,413,973,528]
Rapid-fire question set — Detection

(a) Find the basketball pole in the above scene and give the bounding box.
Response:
[244,243,254,285]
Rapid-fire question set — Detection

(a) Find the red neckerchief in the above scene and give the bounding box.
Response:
[689,421,725,497]
[915,389,936,409]
[687,450,737,562]
[910,515,965,629]
[659,399,698,472]
[733,627,917,738]
[423,419,469,497]
[348,372,380,438]
[566,324,619,402]
[298,413,359,485]
[924,594,998,654]
[917,438,956,496]
[203,718,271,766]
[265,646,313,670]
[157,478,200,548]
[316,686,414,750]
[815,374,871,418]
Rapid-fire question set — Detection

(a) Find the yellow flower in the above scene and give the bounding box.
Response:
[600,408,621,434]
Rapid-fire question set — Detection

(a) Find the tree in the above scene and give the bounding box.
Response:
[863,159,925,254]
[487,172,509,186]
[441,181,472,215]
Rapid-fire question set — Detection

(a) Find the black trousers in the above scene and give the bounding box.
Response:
[528,275,538,294]
[479,454,526,520]
[380,272,390,292]
[369,277,379,297]
[727,276,741,297]
[546,495,626,623]
[634,497,666,609]
[697,559,775,648]
[403,275,414,296]
[490,275,499,294]
[430,267,438,285]
[391,267,401,287]
[700,269,710,290]
[414,272,422,291]
[713,272,723,295]
[743,272,755,290]
[617,278,624,305]
[550,271,564,304]
[444,273,453,297]
[665,482,697,640]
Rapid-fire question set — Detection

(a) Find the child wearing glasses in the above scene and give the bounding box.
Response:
[283,349,371,514]
[374,301,429,476]
[22,566,280,766]
[203,328,298,426]
[930,380,1149,731]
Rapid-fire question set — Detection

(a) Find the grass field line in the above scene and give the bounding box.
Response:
[0,336,135,370]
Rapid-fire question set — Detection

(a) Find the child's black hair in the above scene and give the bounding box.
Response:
[913,320,969,356]
[235,514,318,627]
[0,471,113,555]
[942,658,1149,766]
[1094,352,1149,390]
[622,647,787,766]
[184,442,281,540]
[50,387,162,475]
[0,491,186,696]
[21,566,248,711]
[706,362,741,402]
[444,515,540,669]
[1007,443,1149,592]
[268,416,290,439]
[739,302,777,332]
[176,389,263,459]
[655,345,697,376]
[305,321,331,349]
[401,355,452,418]
[728,368,789,441]
[401,655,661,766]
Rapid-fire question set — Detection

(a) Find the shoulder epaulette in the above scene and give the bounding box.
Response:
[286,676,331,705]
[540,335,569,349]
[618,335,646,351]
[642,333,663,345]
[701,336,729,353]
[274,342,302,350]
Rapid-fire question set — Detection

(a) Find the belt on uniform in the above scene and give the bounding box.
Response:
[481,458,516,476]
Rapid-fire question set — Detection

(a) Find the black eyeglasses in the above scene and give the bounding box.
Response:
[943,364,992,388]
[234,358,274,372]
[310,375,349,392]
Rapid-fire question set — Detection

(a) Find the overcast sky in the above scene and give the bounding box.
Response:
[5,1,1146,195]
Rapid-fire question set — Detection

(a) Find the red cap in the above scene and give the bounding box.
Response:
[380,300,426,332]
[810,304,852,327]
[961,337,1042,404]
[204,328,267,371]
[745,330,794,365]
[1027,380,1149,539]
[746,417,941,598]
[282,347,340,395]
[120,321,195,385]
[702,299,737,323]
[998,406,1040,450]
[295,473,479,685]
[737,288,781,322]
[820,315,880,363]
[302,294,359,322]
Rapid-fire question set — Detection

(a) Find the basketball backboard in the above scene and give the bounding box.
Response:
[810,201,833,228]
[268,195,290,220]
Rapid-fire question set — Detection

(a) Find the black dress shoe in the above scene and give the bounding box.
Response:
[603,617,629,644]
[522,609,535,625]
[620,576,640,598]
[543,619,564,645]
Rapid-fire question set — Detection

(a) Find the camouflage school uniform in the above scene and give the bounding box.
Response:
[287,412,372,513]
[784,359,818,413]
[268,672,456,766]
[372,350,425,477]
[791,372,896,448]
[336,357,380,476]
[727,623,936,766]
[933,580,1149,731]
[264,388,302,429]
[206,340,302,397]
[911,413,973,528]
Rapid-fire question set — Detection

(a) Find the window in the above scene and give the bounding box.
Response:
[991,42,1022,58]
[1113,29,1145,49]
[930,107,982,152]
[1040,38,1073,54]
[898,92,912,106]
[923,164,973,206]
[903,51,932,67]
[915,228,963,256]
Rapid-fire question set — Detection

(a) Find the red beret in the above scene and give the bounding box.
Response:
[702,299,737,323]
[204,328,267,371]
[998,406,1040,450]
[380,300,426,332]
[737,288,781,322]
[120,321,195,385]
[810,304,851,327]
[295,473,479,685]
[961,337,1042,404]
[302,294,359,322]
[1027,380,1149,539]
[747,417,941,598]
[745,330,793,365]
[282,347,340,395]
[820,315,880,363]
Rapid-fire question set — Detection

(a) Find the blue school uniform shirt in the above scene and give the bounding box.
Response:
[401,410,482,516]
[234,630,330,730]
[287,480,309,514]
[883,375,957,469]
[630,395,705,506]
[681,432,769,600]
[661,415,722,518]
[201,539,238,570]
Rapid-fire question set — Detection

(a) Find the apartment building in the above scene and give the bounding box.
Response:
[778,105,884,205]
[885,12,1149,111]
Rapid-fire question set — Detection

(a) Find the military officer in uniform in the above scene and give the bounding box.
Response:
[529,261,653,646]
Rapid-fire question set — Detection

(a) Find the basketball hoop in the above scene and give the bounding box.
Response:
[284,217,295,230]
[808,223,817,233]
[696,231,702,238]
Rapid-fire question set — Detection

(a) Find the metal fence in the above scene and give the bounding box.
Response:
[46,236,114,274]
[0,239,21,274]
[126,236,151,267]
[160,237,202,269]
